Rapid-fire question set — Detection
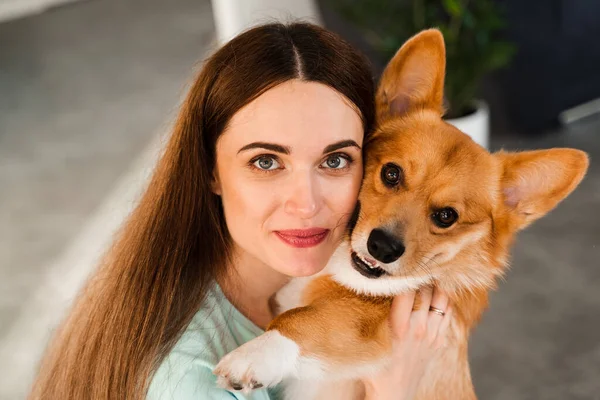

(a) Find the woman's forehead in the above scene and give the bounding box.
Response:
[220,80,364,152]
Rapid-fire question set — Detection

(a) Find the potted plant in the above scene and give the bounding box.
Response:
[323,0,516,149]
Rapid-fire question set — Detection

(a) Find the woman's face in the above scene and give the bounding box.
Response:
[213,80,364,277]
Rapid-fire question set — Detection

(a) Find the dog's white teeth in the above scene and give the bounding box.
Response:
[358,254,378,269]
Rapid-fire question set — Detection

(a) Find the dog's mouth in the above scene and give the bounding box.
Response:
[351,251,388,279]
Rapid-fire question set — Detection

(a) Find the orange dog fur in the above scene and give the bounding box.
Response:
[214,29,589,400]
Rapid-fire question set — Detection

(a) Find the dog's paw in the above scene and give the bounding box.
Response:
[214,330,299,393]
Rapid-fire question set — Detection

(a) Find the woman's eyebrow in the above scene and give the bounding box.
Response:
[322,140,361,154]
[237,142,291,155]
[237,139,360,155]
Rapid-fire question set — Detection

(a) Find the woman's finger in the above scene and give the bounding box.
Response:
[390,291,416,337]
[411,286,433,330]
[430,287,449,313]
[433,305,454,349]
[427,287,449,334]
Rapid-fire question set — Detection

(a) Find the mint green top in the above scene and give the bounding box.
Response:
[147,284,279,399]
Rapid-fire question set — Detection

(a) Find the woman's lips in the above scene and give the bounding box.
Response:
[274,228,330,248]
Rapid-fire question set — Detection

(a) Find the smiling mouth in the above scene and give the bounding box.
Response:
[351,251,388,279]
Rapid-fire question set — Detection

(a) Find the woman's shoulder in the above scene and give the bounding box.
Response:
[147,284,271,399]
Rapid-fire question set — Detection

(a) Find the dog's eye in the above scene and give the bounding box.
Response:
[381,163,402,187]
[432,208,458,228]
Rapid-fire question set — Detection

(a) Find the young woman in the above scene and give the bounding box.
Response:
[30,22,451,400]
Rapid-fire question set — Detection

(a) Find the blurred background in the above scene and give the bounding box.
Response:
[0,0,598,399]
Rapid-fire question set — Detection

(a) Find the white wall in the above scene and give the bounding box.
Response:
[0,0,81,23]
[211,0,321,45]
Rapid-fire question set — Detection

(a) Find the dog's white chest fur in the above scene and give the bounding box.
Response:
[274,276,314,313]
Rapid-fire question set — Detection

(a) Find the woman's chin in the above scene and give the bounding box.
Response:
[269,245,336,277]
[279,257,328,278]
[290,266,324,278]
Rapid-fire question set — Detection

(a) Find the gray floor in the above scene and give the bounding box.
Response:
[0,0,215,341]
[0,0,214,397]
[470,117,600,400]
[0,1,599,399]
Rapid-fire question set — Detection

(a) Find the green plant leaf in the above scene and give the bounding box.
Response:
[442,0,463,17]
[326,0,516,112]
[462,9,475,29]
[487,42,517,70]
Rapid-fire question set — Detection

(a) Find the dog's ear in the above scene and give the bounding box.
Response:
[496,148,588,230]
[376,29,446,122]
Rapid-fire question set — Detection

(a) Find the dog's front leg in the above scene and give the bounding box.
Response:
[214,328,301,393]
[214,305,334,394]
[214,284,392,394]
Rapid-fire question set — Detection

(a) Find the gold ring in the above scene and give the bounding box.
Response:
[429,306,445,316]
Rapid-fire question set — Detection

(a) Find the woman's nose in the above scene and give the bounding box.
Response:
[283,173,320,219]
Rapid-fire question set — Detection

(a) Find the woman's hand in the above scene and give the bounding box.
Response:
[363,287,453,400]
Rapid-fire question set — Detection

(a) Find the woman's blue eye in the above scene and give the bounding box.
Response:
[253,156,280,170]
[321,155,349,169]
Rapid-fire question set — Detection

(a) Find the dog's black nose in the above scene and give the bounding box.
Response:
[367,228,405,263]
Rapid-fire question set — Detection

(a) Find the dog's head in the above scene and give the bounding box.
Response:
[330,29,589,296]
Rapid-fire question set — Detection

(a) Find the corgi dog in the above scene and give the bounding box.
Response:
[214,29,589,400]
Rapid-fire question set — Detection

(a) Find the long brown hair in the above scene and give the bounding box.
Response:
[30,22,375,400]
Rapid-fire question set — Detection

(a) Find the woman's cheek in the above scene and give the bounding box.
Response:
[339,168,363,209]
[221,175,269,225]
[323,174,361,222]
[237,180,276,218]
